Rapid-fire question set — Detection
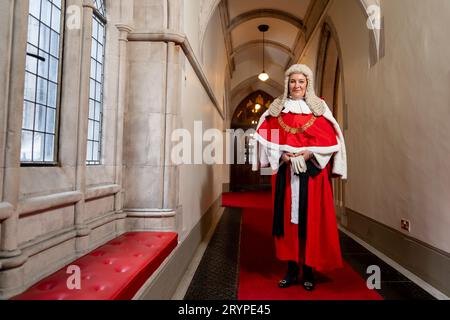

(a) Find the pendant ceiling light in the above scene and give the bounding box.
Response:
[258,24,270,82]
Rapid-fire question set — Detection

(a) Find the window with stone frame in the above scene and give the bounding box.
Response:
[21,0,63,164]
[87,0,107,165]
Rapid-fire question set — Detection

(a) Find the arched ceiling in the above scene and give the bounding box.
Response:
[211,0,329,96]
[200,0,382,117]
[228,0,310,20]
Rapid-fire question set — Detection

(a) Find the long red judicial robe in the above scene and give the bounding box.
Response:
[256,112,343,272]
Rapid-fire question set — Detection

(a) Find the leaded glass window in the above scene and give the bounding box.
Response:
[22,0,63,163]
[87,0,106,165]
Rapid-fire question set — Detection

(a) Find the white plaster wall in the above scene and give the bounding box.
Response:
[300,28,322,78]
[179,3,228,239]
[327,0,450,253]
[179,62,227,239]
[202,8,226,107]
[183,0,202,58]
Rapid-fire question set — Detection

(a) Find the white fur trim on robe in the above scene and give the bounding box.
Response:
[251,100,347,180]
[250,99,347,225]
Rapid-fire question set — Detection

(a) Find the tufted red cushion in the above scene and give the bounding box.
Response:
[12,232,178,300]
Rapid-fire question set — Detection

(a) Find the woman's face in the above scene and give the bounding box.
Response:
[289,73,307,100]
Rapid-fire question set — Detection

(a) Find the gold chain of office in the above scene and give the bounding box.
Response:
[277,115,317,134]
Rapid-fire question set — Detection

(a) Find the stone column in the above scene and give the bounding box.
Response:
[0,0,29,299]
[162,42,181,210]
[114,24,133,215]
[164,0,182,210]
[123,0,184,232]
[74,0,95,255]
[0,0,28,258]
[124,38,174,231]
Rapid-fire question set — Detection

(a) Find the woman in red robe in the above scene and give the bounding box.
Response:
[252,64,347,291]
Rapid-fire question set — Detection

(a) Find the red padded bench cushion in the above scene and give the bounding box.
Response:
[12,232,178,300]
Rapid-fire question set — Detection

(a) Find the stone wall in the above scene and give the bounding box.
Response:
[0,0,229,299]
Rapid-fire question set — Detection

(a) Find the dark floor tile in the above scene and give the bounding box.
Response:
[339,237,369,254]
[184,208,242,300]
[342,253,409,282]
[377,281,436,300]
[339,232,436,300]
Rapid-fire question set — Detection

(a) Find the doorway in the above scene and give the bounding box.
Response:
[230,90,273,191]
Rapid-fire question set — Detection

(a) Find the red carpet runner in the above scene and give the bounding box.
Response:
[222,191,383,300]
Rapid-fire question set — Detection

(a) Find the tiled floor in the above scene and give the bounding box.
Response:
[339,233,435,300]
[184,208,242,300]
[184,208,436,300]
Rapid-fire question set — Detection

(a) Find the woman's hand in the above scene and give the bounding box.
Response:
[281,153,292,163]
[293,151,314,161]
[282,151,314,164]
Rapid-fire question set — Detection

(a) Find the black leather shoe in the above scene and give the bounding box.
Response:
[302,265,315,291]
[279,261,299,288]
[278,273,299,288]
[302,279,315,291]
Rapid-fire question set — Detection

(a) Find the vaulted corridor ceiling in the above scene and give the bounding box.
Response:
[201,0,335,108]
[201,0,382,105]
[226,0,310,71]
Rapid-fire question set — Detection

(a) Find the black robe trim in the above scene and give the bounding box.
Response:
[273,160,322,238]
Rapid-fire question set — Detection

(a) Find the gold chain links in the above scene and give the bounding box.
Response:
[277,115,317,134]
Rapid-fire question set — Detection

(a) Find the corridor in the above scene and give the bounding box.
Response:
[0,0,449,302]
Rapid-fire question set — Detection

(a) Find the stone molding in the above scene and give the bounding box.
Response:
[231,40,295,60]
[227,9,306,33]
[85,184,122,201]
[18,191,83,217]
[125,209,176,218]
[16,184,122,217]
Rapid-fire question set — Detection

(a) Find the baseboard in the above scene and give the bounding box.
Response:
[134,195,224,300]
[342,207,450,298]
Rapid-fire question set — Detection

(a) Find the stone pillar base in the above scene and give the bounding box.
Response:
[0,263,25,300]
[125,210,176,232]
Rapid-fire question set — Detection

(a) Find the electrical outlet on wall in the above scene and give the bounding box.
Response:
[401,219,410,232]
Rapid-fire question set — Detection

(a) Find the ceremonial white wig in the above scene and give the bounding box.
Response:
[268,64,325,117]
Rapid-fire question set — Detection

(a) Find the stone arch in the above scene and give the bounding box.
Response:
[316,17,347,126]
[229,76,282,126]
[231,40,294,60]
[315,18,347,209]
[199,0,222,49]
[227,9,306,33]
[229,90,273,190]
[199,0,384,65]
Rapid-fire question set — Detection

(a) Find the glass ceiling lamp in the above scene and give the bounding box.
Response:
[258,24,270,82]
